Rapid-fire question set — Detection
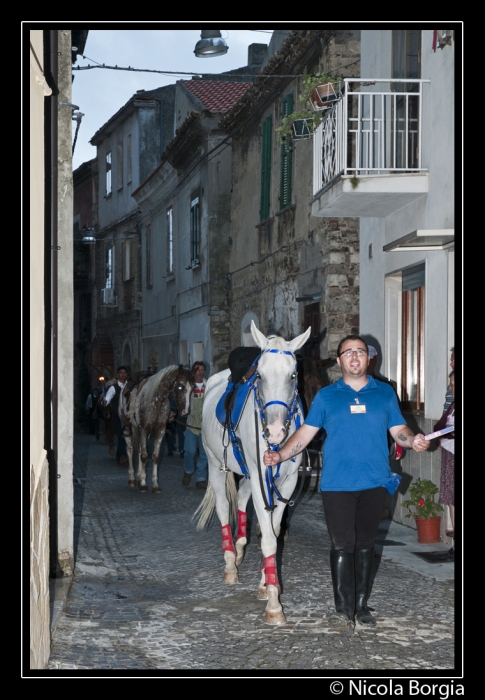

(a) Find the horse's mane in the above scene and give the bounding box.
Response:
[141,365,180,406]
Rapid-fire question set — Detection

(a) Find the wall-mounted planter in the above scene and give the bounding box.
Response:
[310,83,339,112]
[292,118,314,140]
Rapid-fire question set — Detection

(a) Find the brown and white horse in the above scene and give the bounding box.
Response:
[120,365,190,493]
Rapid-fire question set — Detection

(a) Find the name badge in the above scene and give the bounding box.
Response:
[350,404,366,413]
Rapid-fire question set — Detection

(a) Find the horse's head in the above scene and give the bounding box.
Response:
[250,321,311,445]
[172,365,190,415]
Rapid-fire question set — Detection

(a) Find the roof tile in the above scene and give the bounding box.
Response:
[181,80,252,112]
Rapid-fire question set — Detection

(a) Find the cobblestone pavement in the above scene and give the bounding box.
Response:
[47,432,458,676]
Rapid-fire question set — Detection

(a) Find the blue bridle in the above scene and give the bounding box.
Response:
[252,348,302,451]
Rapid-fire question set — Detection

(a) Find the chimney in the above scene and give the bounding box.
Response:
[247,43,267,67]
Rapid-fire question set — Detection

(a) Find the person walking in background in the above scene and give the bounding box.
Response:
[182,361,208,489]
[86,384,102,439]
[263,334,430,632]
[103,366,130,465]
[435,370,455,559]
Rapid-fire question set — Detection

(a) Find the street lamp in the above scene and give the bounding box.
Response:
[194,30,229,58]
[82,228,96,245]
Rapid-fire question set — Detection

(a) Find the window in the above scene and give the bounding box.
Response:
[122,238,135,281]
[146,225,152,288]
[192,342,204,363]
[127,134,132,183]
[190,196,200,266]
[167,207,173,274]
[280,93,293,209]
[260,115,272,221]
[106,151,112,195]
[392,30,421,83]
[105,244,114,289]
[117,141,123,190]
[401,263,425,411]
[392,30,421,169]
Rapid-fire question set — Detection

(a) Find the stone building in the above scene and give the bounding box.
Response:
[88,84,176,379]
[221,29,362,383]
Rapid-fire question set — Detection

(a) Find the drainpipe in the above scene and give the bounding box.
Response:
[45,29,61,578]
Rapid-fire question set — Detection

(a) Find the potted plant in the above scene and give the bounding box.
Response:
[401,478,444,543]
[275,73,342,143]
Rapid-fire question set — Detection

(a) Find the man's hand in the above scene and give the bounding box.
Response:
[412,433,431,453]
[263,450,281,467]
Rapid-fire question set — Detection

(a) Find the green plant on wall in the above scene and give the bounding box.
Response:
[275,73,342,143]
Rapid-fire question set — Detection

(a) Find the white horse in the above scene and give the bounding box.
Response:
[120,365,190,493]
[195,321,311,625]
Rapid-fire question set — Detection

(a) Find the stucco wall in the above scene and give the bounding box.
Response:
[29,28,50,670]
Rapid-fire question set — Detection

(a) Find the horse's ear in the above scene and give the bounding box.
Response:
[287,327,312,353]
[250,320,268,349]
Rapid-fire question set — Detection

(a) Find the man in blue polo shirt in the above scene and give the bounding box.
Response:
[263,334,430,632]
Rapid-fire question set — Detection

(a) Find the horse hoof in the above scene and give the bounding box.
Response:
[128,480,135,487]
[152,487,161,494]
[257,586,268,600]
[265,609,285,625]
[138,484,148,492]
[223,572,239,584]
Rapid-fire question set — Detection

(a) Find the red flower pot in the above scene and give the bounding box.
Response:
[416,516,441,544]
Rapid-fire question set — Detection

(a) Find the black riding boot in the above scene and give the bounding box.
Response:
[329,550,355,632]
[354,547,376,625]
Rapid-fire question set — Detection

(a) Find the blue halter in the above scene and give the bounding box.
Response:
[252,348,302,451]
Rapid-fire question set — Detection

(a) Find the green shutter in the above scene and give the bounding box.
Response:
[260,115,272,221]
[280,93,294,209]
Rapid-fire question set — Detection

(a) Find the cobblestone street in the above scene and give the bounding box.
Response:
[46,431,458,677]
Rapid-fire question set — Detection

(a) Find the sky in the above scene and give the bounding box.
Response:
[71,27,275,170]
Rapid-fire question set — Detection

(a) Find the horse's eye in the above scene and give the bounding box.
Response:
[255,372,260,379]
[291,373,296,379]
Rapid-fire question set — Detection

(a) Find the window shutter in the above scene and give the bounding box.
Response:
[129,239,135,279]
[402,263,425,292]
[280,93,294,209]
[260,115,272,221]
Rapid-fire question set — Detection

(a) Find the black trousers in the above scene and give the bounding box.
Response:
[321,487,387,553]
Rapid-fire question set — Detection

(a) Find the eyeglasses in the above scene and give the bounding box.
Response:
[338,348,368,358]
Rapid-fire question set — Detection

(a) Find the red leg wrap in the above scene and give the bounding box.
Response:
[237,510,247,540]
[262,554,280,590]
[221,524,235,553]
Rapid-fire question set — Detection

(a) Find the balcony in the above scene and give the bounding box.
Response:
[312,79,430,218]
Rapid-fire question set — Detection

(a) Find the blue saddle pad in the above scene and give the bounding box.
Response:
[216,379,254,429]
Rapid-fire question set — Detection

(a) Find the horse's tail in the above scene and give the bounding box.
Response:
[193,472,239,531]
[193,483,216,530]
[225,471,239,526]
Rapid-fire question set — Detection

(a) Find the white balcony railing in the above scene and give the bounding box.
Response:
[313,78,430,196]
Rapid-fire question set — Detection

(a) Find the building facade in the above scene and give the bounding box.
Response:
[310,28,457,533]
[221,29,362,384]
[89,85,176,379]
[133,79,253,375]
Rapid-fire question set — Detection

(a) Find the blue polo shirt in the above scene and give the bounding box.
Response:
[305,376,405,492]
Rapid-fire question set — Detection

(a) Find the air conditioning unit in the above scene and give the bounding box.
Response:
[102,287,117,305]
